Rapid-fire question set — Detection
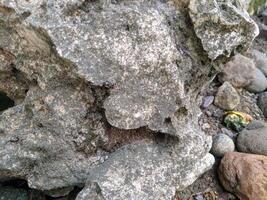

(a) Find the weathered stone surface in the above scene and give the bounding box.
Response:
[219,54,256,88]
[237,121,267,156]
[218,152,267,200]
[214,82,240,110]
[76,142,214,200]
[0,85,109,191]
[0,0,258,199]
[189,0,259,60]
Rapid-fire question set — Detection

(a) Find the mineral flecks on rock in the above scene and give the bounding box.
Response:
[0,0,259,199]
[189,0,259,60]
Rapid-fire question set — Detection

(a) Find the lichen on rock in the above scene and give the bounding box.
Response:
[189,0,259,60]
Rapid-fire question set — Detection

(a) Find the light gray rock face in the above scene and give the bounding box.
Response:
[189,0,259,60]
[76,142,214,200]
[0,0,258,199]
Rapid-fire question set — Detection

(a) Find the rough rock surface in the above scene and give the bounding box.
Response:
[189,0,259,60]
[214,82,240,110]
[237,121,267,156]
[76,142,214,200]
[0,0,259,199]
[219,152,267,200]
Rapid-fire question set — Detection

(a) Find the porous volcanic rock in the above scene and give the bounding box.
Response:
[0,0,259,199]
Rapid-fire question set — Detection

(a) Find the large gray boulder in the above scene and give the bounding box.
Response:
[0,0,258,199]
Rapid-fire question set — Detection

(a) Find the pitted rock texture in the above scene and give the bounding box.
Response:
[0,0,258,199]
[189,0,259,60]
[76,142,214,200]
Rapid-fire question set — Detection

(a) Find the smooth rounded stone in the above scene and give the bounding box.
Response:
[218,152,267,200]
[252,49,267,76]
[201,96,214,109]
[237,121,267,156]
[214,82,240,110]
[210,134,235,157]
[219,54,256,88]
[246,68,267,93]
[257,92,267,117]
[0,187,45,200]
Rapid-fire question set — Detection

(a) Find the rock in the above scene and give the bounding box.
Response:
[0,187,45,200]
[210,134,235,157]
[214,82,240,110]
[258,92,267,117]
[0,0,258,199]
[262,8,267,25]
[251,49,267,76]
[246,68,267,93]
[76,142,215,200]
[221,128,235,139]
[44,187,74,198]
[219,54,256,88]
[189,0,259,60]
[218,152,267,200]
[237,121,267,156]
[201,96,214,109]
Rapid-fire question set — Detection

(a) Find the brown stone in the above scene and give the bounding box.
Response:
[218,152,267,200]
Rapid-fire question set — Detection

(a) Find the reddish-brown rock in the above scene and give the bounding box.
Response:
[218,152,267,200]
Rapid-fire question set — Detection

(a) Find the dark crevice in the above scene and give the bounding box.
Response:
[0,91,15,111]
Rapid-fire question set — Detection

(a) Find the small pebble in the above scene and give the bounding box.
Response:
[210,134,235,157]
[201,96,214,109]
[214,82,240,110]
[202,123,211,130]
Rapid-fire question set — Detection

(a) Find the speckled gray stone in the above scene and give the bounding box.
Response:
[211,134,235,157]
[189,0,259,60]
[76,142,215,200]
[0,0,259,199]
